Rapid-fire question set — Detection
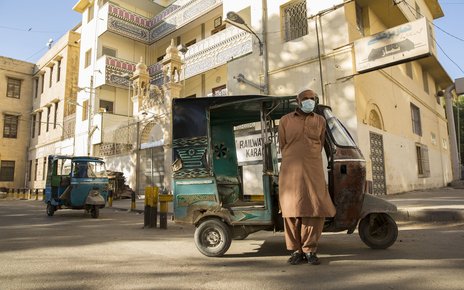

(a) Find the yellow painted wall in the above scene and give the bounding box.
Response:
[0,57,35,189]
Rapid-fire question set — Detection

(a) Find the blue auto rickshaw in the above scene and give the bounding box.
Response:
[172,95,398,257]
[44,155,109,218]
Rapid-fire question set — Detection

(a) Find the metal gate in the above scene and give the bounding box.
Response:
[369,132,387,195]
[139,146,165,192]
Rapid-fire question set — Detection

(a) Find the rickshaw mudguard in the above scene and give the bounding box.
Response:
[179,205,233,226]
[85,194,106,206]
[360,194,397,219]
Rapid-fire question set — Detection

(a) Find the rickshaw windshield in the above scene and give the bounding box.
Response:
[322,108,357,147]
[72,161,107,178]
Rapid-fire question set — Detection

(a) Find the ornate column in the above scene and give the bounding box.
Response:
[130,57,150,116]
[160,39,183,192]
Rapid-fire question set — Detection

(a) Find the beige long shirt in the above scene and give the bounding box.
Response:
[278,110,336,218]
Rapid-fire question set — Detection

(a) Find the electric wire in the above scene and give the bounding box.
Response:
[402,1,464,74]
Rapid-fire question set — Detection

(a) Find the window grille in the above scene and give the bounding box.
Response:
[3,115,18,138]
[85,49,92,68]
[57,60,61,82]
[422,70,429,94]
[282,0,308,42]
[410,103,422,136]
[0,161,15,182]
[7,78,21,98]
[416,143,430,177]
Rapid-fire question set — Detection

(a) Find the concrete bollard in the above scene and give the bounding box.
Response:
[108,190,113,208]
[144,187,158,228]
[158,193,173,229]
[130,189,136,211]
[144,187,153,228]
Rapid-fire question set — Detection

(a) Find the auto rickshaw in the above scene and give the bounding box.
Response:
[44,155,109,218]
[172,95,398,257]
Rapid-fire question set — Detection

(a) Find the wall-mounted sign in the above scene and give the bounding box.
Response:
[235,133,281,164]
[355,17,431,73]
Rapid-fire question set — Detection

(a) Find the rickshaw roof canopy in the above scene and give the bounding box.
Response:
[172,95,298,140]
[48,155,104,163]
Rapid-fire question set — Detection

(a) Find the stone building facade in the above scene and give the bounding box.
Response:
[0,57,34,189]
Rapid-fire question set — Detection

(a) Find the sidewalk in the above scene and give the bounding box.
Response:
[383,186,464,222]
[108,187,464,223]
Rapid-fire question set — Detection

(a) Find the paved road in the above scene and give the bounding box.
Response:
[1,200,463,290]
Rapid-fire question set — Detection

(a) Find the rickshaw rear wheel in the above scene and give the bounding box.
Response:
[359,213,398,249]
[46,203,55,216]
[90,206,99,218]
[194,219,232,257]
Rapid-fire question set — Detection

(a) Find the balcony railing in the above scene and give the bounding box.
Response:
[96,26,253,89]
[183,26,253,79]
[93,112,136,157]
[102,0,223,44]
[93,112,134,144]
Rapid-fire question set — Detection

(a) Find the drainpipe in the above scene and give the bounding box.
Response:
[262,0,269,95]
[442,84,461,180]
[315,16,324,104]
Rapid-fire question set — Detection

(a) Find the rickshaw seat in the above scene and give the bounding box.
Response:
[216,175,265,207]
[216,175,241,205]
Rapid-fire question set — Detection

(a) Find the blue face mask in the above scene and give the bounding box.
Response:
[300,99,315,113]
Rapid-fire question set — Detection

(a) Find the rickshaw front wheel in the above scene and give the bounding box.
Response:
[194,219,232,257]
[46,203,55,217]
[90,206,99,218]
[359,213,398,249]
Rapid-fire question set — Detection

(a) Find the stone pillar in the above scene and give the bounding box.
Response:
[130,57,150,116]
[160,39,184,192]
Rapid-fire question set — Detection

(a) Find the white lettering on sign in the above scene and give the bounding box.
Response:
[235,133,280,163]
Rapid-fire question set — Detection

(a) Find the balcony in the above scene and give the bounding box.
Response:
[99,0,223,44]
[96,26,252,89]
[183,26,252,79]
[92,112,134,146]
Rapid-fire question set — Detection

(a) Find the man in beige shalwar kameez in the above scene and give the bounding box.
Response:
[278,89,336,265]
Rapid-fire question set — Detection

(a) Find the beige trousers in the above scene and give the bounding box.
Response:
[283,217,325,253]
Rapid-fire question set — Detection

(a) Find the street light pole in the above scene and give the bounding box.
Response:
[261,0,269,95]
[87,76,94,156]
[226,10,269,94]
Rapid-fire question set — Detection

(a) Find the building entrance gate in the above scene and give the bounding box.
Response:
[369,132,387,195]
[139,146,165,192]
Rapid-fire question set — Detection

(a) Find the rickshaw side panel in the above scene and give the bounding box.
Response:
[325,146,366,232]
[330,160,366,231]
[173,177,220,223]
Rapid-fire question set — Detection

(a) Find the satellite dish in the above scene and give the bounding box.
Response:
[46,38,54,49]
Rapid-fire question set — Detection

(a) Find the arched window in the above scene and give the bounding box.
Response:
[368,109,382,129]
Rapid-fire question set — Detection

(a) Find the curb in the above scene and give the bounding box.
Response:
[392,209,464,222]
[108,206,144,214]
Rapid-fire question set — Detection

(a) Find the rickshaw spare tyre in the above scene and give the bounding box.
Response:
[359,213,398,249]
[46,203,55,216]
[90,206,99,218]
[194,219,232,257]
